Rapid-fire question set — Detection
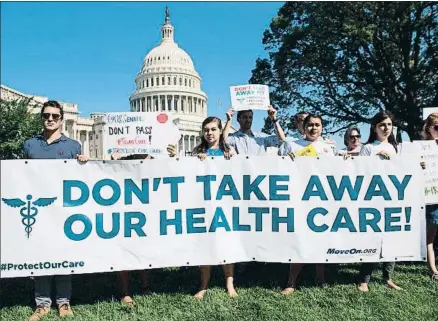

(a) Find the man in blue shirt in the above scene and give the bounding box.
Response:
[223,106,286,155]
[23,100,88,321]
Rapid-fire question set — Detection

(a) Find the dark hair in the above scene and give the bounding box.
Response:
[237,109,253,120]
[302,113,323,130]
[422,113,438,140]
[41,100,64,120]
[294,111,309,122]
[366,111,397,153]
[343,125,361,147]
[193,117,227,154]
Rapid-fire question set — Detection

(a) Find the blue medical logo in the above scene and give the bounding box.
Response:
[2,195,57,238]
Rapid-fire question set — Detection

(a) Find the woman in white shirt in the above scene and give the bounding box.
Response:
[357,111,400,292]
[278,114,336,295]
[338,125,362,157]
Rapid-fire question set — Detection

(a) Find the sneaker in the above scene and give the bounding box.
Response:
[29,306,50,321]
[58,304,74,317]
[431,272,438,281]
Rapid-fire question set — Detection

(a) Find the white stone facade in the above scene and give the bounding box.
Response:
[1,8,233,159]
[129,10,208,155]
[0,84,100,158]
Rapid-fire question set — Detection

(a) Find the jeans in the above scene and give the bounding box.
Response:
[359,262,395,283]
[34,275,71,307]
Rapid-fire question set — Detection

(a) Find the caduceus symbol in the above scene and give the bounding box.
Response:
[2,195,57,238]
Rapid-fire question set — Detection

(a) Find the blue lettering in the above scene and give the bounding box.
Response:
[124,179,149,205]
[64,214,92,241]
[196,175,216,200]
[160,209,182,235]
[359,208,382,232]
[217,175,241,200]
[232,207,250,231]
[209,207,231,232]
[365,175,391,200]
[302,176,328,201]
[389,175,412,200]
[327,176,363,201]
[163,176,185,203]
[187,208,206,234]
[272,208,294,232]
[63,180,89,207]
[96,213,120,239]
[248,207,269,232]
[307,207,329,232]
[385,207,402,232]
[124,212,147,237]
[92,179,121,206]
[243,175,267,200]
[331,208,357,232]
[269,175,290,201]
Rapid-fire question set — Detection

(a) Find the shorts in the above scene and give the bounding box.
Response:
[426,204,438,225]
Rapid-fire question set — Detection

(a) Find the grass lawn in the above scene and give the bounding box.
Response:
[1,262,437,321]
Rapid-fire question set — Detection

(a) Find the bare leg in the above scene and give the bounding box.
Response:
[358,263,374,292]
[118,271,135,306]
[194,266,212,300]
[281,263,303,295]
[427,224,438,274]
[223,264,237,297]
[315,264,327,286]
[383,262,402,290]
[138,270,152,294]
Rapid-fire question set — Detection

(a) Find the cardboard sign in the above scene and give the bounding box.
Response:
[230,84,270,111]
[103,112,180,158]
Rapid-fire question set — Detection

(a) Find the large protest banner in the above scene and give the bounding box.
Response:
[103,111,180,158]
[0,156,426,278]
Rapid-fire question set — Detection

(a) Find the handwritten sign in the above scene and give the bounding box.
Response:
[402,141,438,204]
[230,84,270,111]
[295,144,318,157]
[103,112,180,158]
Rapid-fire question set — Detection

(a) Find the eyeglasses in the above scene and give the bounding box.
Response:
[432,125,438,131]
[42,113,61,121]
[349,135,361,139]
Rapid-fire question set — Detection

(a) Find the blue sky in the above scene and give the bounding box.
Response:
[1,1,360,146]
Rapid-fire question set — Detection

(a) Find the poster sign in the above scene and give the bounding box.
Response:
[230,84,270,111]
[0,156,426,278]
[103,112,180,158]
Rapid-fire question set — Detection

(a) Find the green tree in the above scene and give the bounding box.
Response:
[0,98,42,159]
[250,2,438,139]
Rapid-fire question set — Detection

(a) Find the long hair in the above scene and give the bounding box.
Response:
[422,113,438,140]
[343,125,361,147]
[193,117,227,154]
[366,111,398,153]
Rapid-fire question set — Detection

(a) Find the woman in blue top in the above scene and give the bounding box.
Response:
[192,116,237,299]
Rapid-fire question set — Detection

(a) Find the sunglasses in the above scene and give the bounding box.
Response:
[42,113,61,121]
[432,125,438,131]
[349,135,361,139]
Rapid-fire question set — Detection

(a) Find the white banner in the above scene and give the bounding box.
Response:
[0,156,426,278]
[103,112,180,158]
[230,84,270,111]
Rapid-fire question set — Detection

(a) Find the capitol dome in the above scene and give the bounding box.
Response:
[129,8,208,156]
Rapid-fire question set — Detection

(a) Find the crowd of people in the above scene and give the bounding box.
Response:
[19,100,438,320]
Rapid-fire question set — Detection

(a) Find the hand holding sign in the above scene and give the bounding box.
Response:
[230,84,270,111]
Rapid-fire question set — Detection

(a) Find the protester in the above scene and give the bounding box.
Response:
[110,144,177,306]
[22,100,88,321]
[223,106,286,155]
[357,110,401,291]
[338,125,362,156]
[191,116,237,299]
[278,113,336,295]
[421,113,438,281]
[289,111,309,140]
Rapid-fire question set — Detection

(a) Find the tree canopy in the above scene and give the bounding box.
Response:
[0,98,42,159]
[250,2,438,139]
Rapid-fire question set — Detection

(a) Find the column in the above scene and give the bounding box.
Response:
[84,131,89,157]
[171,95,175,112]
[194,98,197,114]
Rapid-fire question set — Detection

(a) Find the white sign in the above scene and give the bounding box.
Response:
[404,140,438,204]
[230,84,270,111]
[103,112,180,158]
[0,156,426,278]
[422,107,438,120]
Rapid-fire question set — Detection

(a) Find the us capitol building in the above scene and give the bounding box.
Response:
[0,8,211,159]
